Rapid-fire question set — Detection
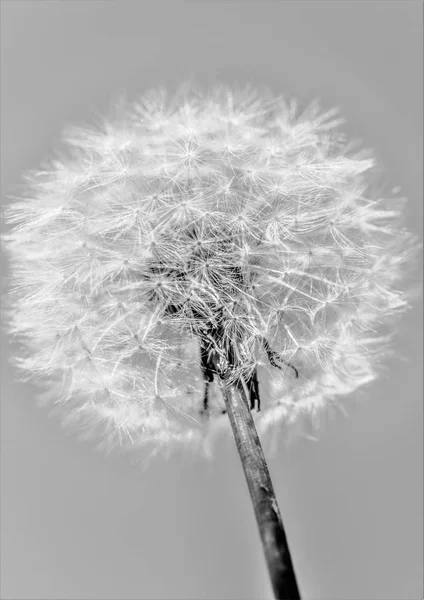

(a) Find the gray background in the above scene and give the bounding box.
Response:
[0,1,422,599]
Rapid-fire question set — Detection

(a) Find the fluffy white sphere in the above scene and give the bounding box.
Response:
[3,84,419,456]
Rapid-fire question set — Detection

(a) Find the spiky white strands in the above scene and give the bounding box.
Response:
[3,84,419,455]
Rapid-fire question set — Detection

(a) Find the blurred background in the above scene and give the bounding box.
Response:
[1,1,422,599]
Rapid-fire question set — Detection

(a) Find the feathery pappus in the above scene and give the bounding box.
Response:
[2,84,420,456]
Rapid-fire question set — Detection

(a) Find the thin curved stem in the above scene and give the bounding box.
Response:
[219,379,301,600]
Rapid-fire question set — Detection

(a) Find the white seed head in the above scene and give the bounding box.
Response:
[3,84,420,456]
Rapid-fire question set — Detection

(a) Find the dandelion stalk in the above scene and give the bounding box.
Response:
[220,378,300,599]
[2,83,420,599]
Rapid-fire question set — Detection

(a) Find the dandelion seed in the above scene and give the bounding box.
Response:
[3,83,420,600]
[3,82,420,447]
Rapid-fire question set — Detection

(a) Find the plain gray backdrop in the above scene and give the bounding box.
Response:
[1,1,422,599]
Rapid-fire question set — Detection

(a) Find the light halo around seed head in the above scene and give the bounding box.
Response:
[3,83,419,456]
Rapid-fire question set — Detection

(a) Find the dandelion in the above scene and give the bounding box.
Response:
[2,83,420,599]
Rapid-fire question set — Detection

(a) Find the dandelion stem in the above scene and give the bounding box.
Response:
[220,379,301,600]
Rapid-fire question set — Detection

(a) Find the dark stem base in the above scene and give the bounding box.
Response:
[219,379,301,600]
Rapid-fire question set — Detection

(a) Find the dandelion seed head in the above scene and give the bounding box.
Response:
[3,83,420,456]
